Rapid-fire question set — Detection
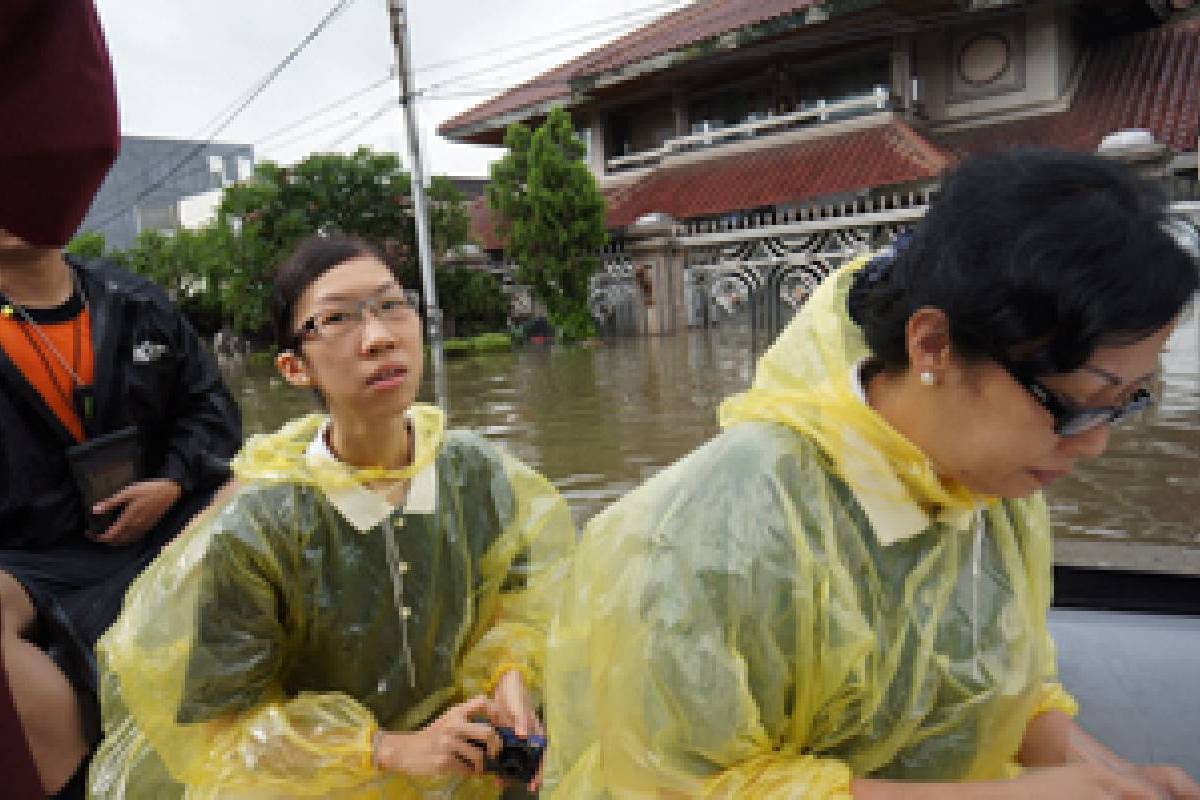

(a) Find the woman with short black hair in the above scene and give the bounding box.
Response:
[91,235,574,798]
[542,150,1200,799]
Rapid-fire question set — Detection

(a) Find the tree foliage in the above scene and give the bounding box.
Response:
[69,148,490,340]
[437,268,509,337]
[216,148,472,332]
[65,230,107,260]
[487,107,607,340]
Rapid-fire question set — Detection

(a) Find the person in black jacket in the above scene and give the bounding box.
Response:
[0,4,242,797]
[0,235,243,797]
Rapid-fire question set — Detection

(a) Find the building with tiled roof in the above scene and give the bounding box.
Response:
[445,0,1200,335]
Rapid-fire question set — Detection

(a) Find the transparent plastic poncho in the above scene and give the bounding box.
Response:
[90,404,575,799]
[542,258,1076,798]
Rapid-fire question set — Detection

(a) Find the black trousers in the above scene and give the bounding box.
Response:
[0,488,215,745]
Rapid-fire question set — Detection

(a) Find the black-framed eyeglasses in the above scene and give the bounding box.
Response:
[998,359,1154,437]
[294,288,421,343]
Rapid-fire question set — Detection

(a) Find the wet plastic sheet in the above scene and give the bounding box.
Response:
[91,405,575,798]
[542,258,1076,797]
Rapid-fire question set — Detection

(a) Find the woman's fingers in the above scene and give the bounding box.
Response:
[1139,765,1200,800]
[491,671,541,737]
[1105,769,1168,800]
[457,719,501,758]
[491,700,517,732]
[449,736,486,774]
[454,694,497,727]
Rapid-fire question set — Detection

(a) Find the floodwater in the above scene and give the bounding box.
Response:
[222,307,1199,556]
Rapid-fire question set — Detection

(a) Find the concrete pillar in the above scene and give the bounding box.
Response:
[625,213,684,336]
[671,88,689,136]
[588,114,606,178]
[892,34,914,114]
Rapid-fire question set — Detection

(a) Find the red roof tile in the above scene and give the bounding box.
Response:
[467,195,505,250]
[603,117,951,227]
[439,0,823,137]
[940,15,1200,156]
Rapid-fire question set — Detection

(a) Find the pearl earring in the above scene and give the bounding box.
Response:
[919,371,936,386]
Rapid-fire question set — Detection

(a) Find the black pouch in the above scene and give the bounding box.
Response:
[65,425,142,536]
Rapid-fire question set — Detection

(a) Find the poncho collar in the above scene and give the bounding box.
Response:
[232,403,445,493]
[719,257,992,545]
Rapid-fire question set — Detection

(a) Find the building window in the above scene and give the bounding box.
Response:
[1169,169,1199,202]
[237,156,254,181]
[208,154,226,188]
[607,112,633,158]
[135,202,179,235]
[686,54,890,131]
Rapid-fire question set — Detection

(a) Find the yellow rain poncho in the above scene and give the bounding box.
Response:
[90,404,575,799]
[542,257,1076,797]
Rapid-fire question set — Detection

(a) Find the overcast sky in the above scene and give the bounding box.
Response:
[93,0,689,178]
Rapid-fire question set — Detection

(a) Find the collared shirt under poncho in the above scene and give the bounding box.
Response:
[90,405,575,799]
[541,257,1077,798]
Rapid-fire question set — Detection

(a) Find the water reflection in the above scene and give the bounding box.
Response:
[222,310,1198,547]
[1047,305,1199,546]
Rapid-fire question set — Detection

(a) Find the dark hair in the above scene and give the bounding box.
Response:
[272,234,400,351]
[849,149,1198,376]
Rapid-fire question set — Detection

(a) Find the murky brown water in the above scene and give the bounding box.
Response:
[222,308,1199,552]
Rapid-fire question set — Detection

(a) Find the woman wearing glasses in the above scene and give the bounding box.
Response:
[542,150,1200,799]
[90,236,574,798]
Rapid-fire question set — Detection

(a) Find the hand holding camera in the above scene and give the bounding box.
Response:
[375,669,547,787]
[488,668,546,789]
[478,724,547,785]
[374,695,501,778]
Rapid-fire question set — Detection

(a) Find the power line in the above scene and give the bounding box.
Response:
[323,101,397,150]
[112,0,361,205]
[248,0,691,157]
[425,1,807,101]
[90,0,359,229]
[268,110,369,151]
[413,0,689,76]
[421,6,692,95]
[98,0,690,200]
[256,70,396,146]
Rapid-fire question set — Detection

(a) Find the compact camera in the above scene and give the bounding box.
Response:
[483,726,546,784]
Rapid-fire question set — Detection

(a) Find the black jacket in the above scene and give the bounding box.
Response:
[0,256,242,549]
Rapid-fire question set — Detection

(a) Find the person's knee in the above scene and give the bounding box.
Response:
[0,570,35,635]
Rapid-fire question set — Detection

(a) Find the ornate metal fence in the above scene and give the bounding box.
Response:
[588,196,1199,343]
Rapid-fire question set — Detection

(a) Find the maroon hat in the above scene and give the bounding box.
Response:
[0,0,120,247]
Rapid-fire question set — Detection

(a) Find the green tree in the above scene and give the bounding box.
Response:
[107,148,489,339]
[437,268,509,336]
[65,230,108,260]
[487,107,607,340]
[214,148,475,335]
[114,226,231,334]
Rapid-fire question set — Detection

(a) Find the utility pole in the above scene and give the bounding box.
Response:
[387,0,446,408]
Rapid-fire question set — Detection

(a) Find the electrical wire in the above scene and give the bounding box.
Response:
[248,0,693,156]
[414,0,689,75]
[89,0,360,228]
[323,101,398,150]
[256,70,396,146]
